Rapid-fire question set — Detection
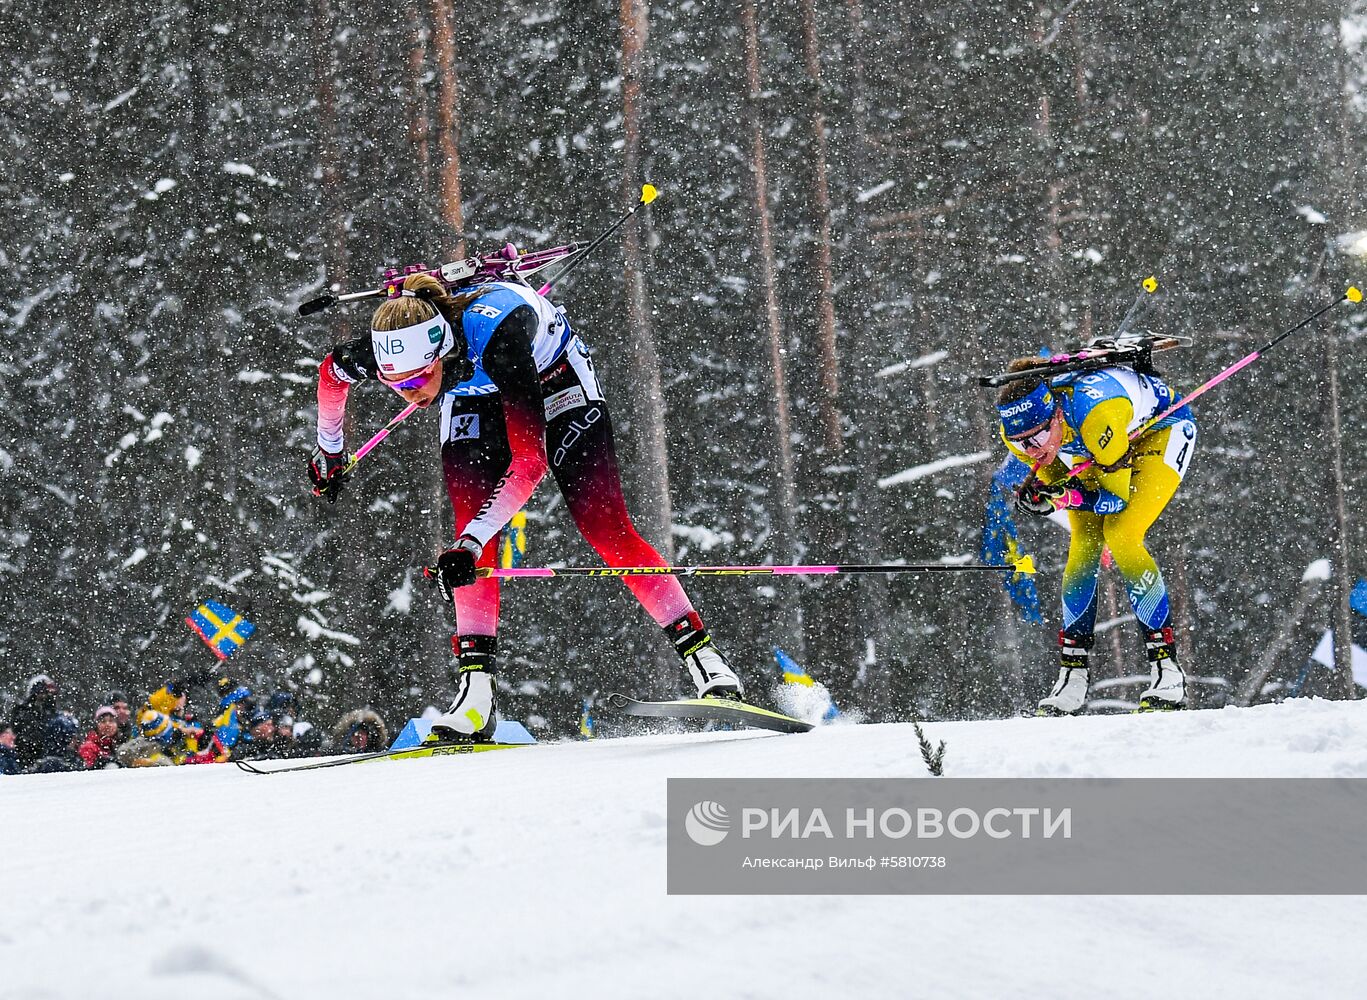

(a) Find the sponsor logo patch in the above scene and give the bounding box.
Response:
[544,386,587,421]
[552,407,603,468]
[448,414,480,442]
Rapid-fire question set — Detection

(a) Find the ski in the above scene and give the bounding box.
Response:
[233,740,528,775]
[605,693,814,734]
[978,336,1189,388]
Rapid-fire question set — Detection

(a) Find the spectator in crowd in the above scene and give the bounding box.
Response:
[291,719,324,756]
[267,690,300,719]
[12,675,60,771]
[332,708,389,754]
[237,707,286,760]
[78,706,121,769]
[1,720,18,775]
[273,715,299,756]
[210,685,254,757]
[105,690,134,743]
[132,709,204,765]
[28,711,84,772]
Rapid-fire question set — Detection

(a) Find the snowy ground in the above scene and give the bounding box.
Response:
[4,698,1366,999]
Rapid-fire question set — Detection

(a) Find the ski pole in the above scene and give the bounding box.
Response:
[422,555,1036,581]
[1112,275,1161,339]
[536,184,659,295]
[1062,286,1361,478]
[311,401,421,498]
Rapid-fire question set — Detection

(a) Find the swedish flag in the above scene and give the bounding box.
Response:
[501,510,528,569]
[185,600,256,660]
[980,456,1044,625]
[579,697,595,739]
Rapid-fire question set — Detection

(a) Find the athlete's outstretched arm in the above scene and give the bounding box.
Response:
[456,306,548,546]
[315,338,377,452]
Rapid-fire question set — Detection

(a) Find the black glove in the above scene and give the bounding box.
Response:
[1016,480,1071,517]
[435,536,483,604]
[308,446,349,502]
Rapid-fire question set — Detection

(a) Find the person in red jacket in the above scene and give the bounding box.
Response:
[78,705,120,769]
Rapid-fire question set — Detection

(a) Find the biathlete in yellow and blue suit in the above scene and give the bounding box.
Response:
[995,360,1196,714]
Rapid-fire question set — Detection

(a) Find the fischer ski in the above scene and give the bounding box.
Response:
[233,740,529,775]
[605,693,814,734]
[979,335,1189,388]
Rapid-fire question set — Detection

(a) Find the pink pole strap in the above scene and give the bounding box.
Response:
[470,563,1023,579]
[1066,349,1258,477]
[489,564,843,577]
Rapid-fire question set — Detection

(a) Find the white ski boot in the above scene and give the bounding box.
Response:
[1037,633,1091,716]
[430,636,499,741]
[666,612,744,700]
[1138,627,1186,711]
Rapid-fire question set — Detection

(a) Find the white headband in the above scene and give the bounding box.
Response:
[370,312,456,374]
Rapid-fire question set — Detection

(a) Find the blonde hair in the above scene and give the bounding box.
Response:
[370,272,492,334]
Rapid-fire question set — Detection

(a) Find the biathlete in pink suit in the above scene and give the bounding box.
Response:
[308,272,743,740]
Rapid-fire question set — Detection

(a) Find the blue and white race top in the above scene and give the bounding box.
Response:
[1051,366,1192,461]
[449,281,574,396]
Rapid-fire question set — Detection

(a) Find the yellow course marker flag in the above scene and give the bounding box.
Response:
[1142,276,1158,293]
[1347,285,1362,303]
[641,183,658,205]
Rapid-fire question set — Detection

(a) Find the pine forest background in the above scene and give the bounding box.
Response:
[3,0,1366,734]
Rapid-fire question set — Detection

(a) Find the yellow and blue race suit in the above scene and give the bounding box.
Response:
[1003,367,1196,641]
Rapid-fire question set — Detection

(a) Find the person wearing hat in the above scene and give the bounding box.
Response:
[0,720,19,776]
[995,358,1196,715]
[29,711,83,772]
[116,712,178,768]
[133,708,210,764]
[11,674,59,770]
[307,271,743,743]
[78,705,122,769]
[272,714,299,756]
[209,684,254,757]
[105,691,133,744]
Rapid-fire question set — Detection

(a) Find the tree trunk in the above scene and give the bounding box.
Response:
[798,0,842,454]
[187,0,240,557]
[311,0,371,711]
[430,0,466,258]
[1323,322,1355,698]
[739,1,798,556]
[740,0,802,653]
[619,0,673,558]
[405,4,433,202]
[840,0,890,717]
[1325,9,1358,700]
[312,0,349,334]
[405,1,454,692]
